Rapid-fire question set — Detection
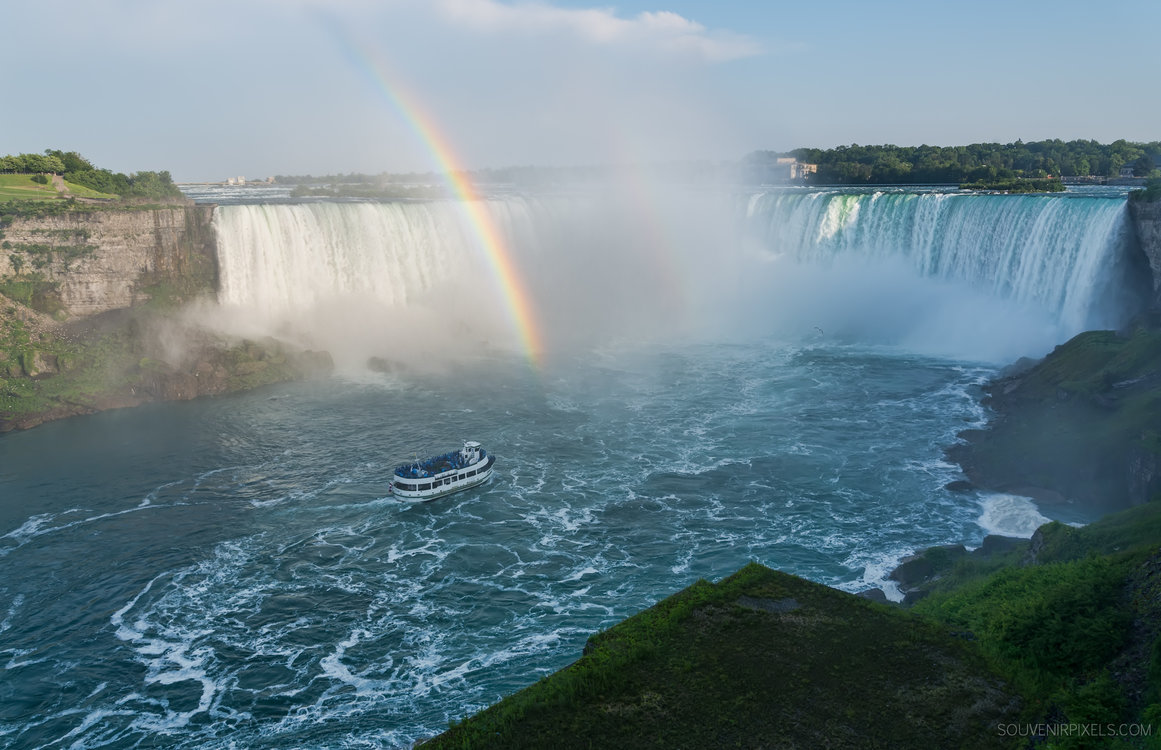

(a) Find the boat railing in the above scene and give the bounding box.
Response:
[394,447,485,479]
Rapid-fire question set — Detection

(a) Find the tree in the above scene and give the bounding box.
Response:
[1132,156,1156,177]
[45,149,94,174]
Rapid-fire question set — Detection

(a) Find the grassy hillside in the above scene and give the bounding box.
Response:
[909,502,1161,747]
[0,174,58,201]
[948,324,1161,513]
[422,563,1021,749]
[421,502,1161,749]
[0,174,117,201]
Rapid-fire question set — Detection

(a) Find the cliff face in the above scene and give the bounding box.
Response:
[947,327,1161,512]
[0,204,333,432]
[1129,199,1161,311]
[0,205,217,317]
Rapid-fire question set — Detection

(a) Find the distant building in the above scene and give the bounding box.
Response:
[1120,165,1136,178]
[794,161,818,180]
[773,157,818,181]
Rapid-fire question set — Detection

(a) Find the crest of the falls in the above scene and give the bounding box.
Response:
[210,188,1138,363]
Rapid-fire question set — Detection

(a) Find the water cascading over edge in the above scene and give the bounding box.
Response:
[209,190,1140,363]
[743,190,1137,335]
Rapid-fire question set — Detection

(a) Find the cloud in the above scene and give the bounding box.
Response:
[431,0,762,62]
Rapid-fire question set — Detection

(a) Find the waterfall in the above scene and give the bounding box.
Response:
[743,189,1136,334]
[214,201,525,313]
[209,189,1140,363]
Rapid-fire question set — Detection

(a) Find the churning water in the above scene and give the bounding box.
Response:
[0,186,1138,747]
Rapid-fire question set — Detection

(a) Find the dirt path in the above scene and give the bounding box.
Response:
[51,173,69,194]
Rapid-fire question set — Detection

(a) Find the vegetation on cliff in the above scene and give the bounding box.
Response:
[0,302,332,432]
[0,156,333,431]
[422,322,1161,749]
[901,502,1161,746]
[1131,179,1161,204]
[423,563,1020,750]
[0,149,182,202]
[947,324,1161,512]
[421,500,1161,750]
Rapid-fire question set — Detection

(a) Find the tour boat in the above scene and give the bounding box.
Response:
[390,441,495,501]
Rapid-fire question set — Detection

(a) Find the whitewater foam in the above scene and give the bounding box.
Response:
[977,493,1055,538]
[0,338,1089,748]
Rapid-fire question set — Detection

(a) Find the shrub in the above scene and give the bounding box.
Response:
[1130,178,1161,203]
[915,555,1131,699]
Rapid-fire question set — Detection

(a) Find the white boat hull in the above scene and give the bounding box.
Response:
[392,454,495,502]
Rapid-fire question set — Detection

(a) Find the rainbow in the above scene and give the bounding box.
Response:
[328,27,543,367]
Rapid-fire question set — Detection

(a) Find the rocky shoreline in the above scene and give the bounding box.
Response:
[870,314,1161,604]
[944,322,1161,513]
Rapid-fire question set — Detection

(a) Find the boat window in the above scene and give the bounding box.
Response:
[467,470,476,477]
[419,483,432,490]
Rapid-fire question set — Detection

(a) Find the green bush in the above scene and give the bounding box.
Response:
[1130,178,1161,203]
[915,555,1131,700]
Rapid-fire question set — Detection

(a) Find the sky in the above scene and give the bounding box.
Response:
[2,0,1158,182]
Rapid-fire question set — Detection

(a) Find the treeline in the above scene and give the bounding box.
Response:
[748,139,1161,185]
[277,139,1161,189]
[0,149,182,201]
[274,164,656,186]
[275,162,722,187]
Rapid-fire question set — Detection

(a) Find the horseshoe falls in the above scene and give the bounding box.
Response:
[209,188,1140,366]
[0,187,1142,748]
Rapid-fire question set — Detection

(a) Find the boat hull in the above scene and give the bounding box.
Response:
[392,454,495,502]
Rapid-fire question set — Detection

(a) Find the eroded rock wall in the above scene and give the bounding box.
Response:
[0,205,217,317]
[1129,200,1161,311]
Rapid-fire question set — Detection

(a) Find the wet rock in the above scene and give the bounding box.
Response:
[889,544,968,590]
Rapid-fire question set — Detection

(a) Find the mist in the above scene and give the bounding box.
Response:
[195,182,1135,371]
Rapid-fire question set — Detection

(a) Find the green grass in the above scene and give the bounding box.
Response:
[422,563,1020,750]
[0,301,333,430]
[0,174,118,202]
[895,502,1161,748]
[915,557,1133,701]
[419,497,1161,750]
[59,180,118,200]
[0,174,60,201]
[951,325,1161,509]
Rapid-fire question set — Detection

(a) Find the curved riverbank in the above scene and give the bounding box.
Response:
[945,322,1161,516]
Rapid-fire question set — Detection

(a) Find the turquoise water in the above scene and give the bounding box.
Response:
[0,185,1138,747]
[0,340,1022,748]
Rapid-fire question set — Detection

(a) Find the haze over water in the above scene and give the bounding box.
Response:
[0,185,1138,747]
